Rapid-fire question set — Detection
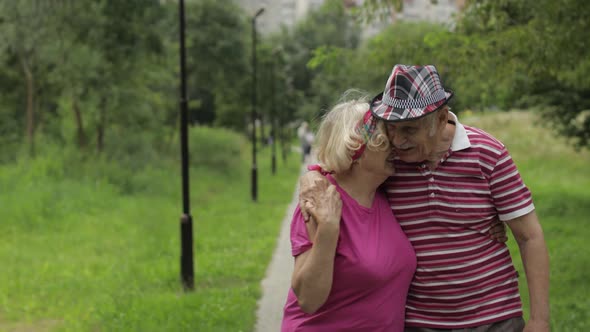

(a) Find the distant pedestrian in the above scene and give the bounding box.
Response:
[297,121,314,163]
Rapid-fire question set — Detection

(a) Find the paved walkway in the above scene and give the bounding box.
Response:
[254,157,310,332]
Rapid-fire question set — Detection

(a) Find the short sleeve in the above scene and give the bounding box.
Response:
[290,206,313,256]
[490,146,535,221]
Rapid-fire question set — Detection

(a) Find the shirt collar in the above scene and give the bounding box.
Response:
[449,111,470,152]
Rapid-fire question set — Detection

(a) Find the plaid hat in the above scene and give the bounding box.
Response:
[370,65,454,122]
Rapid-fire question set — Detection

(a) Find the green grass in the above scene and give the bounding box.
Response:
[0,131,302,332]
[462,110,590,331]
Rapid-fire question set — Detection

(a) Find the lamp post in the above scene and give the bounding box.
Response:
[178,0,194,291]
[270,48,281,175]
[251,7,264,201]
[270,59,276,175]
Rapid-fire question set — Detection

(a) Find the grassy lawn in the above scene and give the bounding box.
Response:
[0,136,302,332]
[0,111,588,331]
[463,111,590,331]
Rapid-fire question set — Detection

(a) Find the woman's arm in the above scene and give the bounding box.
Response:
[291,182,341,314]
[291,222,339,313]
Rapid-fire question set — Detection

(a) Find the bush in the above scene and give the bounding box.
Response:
[187,125,247,176]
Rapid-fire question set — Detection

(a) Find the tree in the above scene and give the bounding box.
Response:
[274,0,362,122]
[360,0,590,148]
[0,1,67,154]
[87,0,165,152]
[0,53,23,161]
[454,0,590,148]
[180,0,250,130]
[525,0,590,148]
[0,0,171,156]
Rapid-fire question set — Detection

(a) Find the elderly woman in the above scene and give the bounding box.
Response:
[281,98,417,332]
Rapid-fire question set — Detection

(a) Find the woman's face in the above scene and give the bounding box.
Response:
[359,145,396,177]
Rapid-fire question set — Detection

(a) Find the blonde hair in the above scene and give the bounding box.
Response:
[315,99,389,173]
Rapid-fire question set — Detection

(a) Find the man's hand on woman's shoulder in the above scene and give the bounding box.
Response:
[299,171,330,222]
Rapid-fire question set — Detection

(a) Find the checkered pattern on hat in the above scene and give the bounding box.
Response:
[370,64,454,122]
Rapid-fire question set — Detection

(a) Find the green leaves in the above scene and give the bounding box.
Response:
[1,0,588,157]
[182,0,250,129]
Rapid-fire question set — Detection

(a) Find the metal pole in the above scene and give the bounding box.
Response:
[280,120,287,165]
[251,8,264,201]
[270,57,277,175]
[178,0,194,291]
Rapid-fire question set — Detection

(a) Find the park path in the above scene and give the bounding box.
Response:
[253,155,311,332]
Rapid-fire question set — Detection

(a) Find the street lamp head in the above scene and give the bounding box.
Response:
[254,7,265,19]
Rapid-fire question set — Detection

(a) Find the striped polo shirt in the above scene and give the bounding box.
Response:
[384,113,535,329]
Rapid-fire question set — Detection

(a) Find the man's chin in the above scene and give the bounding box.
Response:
[398,157,420,163]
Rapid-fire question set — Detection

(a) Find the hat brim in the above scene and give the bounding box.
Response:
[369,90,454,122]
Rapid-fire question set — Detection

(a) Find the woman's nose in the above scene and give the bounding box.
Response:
[389,131,405,147]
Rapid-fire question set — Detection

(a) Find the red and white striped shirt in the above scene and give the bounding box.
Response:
[384,114,534,328]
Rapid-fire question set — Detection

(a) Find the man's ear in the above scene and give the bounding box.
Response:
[438,107,449,124]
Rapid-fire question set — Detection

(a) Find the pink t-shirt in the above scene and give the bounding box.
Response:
[282,175,417,332]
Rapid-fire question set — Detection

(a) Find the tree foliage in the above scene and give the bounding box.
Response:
[311,0,590,148]
[452,0,590,148]
[182,0,250,129]
[0,0,253,162]
[264,0,362,123]
[1,0,588,163]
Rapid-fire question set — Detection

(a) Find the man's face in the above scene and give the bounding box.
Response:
[385,116,438,163]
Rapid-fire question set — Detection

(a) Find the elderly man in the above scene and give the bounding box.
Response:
[299,65,550,332]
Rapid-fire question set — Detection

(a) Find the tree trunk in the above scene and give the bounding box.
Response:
[96,97,106,153]
[21,57,35,154]
[72,98,87,149]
